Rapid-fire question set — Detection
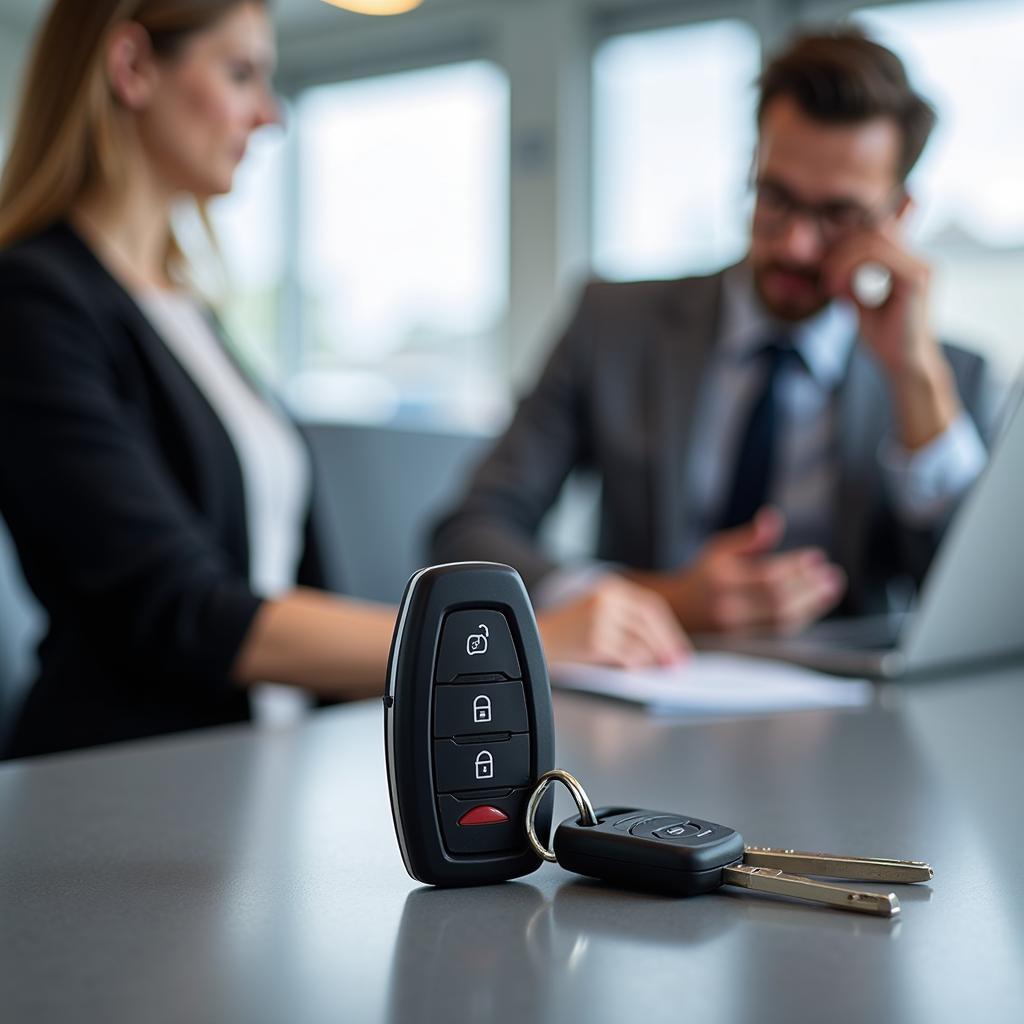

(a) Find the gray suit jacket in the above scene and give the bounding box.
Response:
[431,269,997,615]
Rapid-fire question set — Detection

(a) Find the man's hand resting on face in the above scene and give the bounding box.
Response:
[627,506,847,634]
[536,575,691,669]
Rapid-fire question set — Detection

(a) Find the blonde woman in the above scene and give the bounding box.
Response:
[0,1,687,757]
[0,0,410,758]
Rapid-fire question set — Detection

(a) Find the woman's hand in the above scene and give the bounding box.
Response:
[536,576,691,669]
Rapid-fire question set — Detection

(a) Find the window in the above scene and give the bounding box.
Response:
[292,61,509,427]
[592,19,761,282]
[854,1,1024,380]
[209,122,289,382]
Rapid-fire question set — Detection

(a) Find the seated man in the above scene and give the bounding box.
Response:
[432,29,998,667]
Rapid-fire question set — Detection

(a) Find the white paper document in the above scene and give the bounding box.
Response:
[550,652,872,717]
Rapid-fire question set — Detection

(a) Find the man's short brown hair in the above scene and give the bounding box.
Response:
[757,28,937,181]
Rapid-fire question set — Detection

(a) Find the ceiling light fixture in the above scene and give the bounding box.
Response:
[320,0,424,15]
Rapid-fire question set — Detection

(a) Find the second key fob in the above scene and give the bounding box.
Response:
[554,806,744,896]
[385,562,555,886]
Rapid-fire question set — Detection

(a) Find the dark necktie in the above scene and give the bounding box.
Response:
[717,338,801,531]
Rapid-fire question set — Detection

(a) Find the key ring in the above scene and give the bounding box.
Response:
[526,769,598,862]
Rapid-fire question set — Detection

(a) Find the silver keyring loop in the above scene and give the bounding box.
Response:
[526,769,598,862]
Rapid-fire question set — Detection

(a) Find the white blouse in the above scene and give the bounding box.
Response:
[135,289,312,727]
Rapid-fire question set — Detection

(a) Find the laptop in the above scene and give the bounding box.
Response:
[697,382,1024,678]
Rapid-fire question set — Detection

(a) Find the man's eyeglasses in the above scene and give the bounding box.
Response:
[752,178,904,246]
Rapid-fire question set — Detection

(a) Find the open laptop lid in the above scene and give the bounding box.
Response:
[901,382,1024,673]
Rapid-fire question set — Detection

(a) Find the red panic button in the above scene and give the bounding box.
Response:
[458,805,510,826]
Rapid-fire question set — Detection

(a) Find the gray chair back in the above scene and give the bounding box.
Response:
[305,421,492,603]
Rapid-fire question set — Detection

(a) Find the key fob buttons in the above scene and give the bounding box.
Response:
[433,680,529,737]
[435,609,522,682]
[385,564,555,886]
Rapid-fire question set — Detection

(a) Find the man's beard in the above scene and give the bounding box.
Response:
[752,262,831,323]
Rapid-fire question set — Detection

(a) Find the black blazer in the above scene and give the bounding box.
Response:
[0,222,328,758]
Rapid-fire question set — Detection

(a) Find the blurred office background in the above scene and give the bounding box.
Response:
[1,0,1022,724]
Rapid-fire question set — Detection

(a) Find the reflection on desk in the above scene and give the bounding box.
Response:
[1,660,1022,1023]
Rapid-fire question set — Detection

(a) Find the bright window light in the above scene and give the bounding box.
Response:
[294,61,509,427]
[592,19,761,282]
[209,123,288,382]
[855,0,1024,378]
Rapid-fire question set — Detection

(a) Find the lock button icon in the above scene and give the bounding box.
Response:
[474,750,494,780]
[433,680,529,738]
[472,694,492,724]
[433,734,530,793]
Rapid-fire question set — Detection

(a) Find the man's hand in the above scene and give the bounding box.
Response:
[628,507,846,634]
[536,576,690,669]
[824,231,962,450]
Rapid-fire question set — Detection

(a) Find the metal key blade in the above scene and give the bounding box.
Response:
[723,864,900,917]
[743,846,933,883]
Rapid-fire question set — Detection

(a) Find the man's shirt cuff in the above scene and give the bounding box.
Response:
[878,411,987,526]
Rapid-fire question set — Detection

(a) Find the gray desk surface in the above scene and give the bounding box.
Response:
[2,662,1023,1024]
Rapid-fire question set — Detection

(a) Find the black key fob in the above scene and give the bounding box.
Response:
[554,806,744,896]
[385,562,555,886]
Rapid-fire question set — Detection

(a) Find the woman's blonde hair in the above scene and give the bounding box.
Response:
[0,0,258,263]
